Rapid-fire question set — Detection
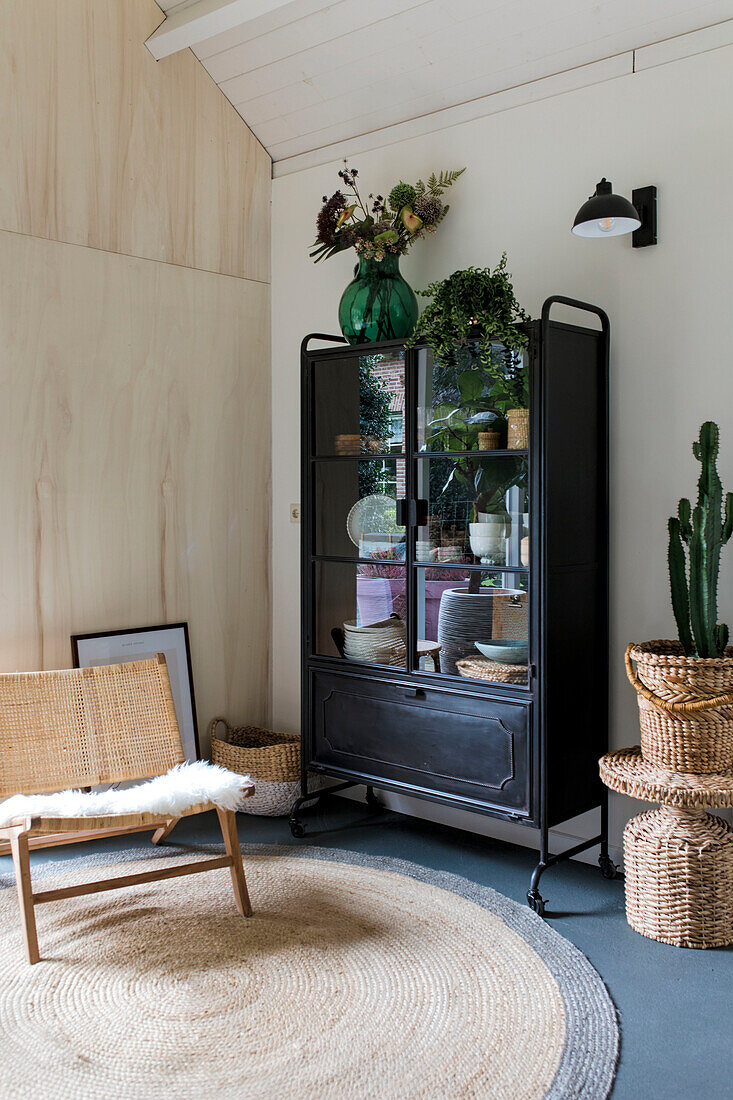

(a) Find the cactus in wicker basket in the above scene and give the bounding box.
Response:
[668,421,733,657]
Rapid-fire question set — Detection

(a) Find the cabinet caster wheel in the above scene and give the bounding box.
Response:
[527,890,546,916]
[365,786,380,810]
[290,822,306,839]
[599,854,619,880]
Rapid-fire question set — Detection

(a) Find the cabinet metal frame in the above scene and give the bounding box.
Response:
[293,301,617,913]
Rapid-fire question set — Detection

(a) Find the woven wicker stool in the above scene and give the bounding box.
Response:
[600,747,733,948]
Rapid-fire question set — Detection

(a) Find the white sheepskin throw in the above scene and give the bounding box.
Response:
[0,761,254,828]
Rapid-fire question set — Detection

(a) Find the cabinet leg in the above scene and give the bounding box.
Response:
[598,853,619,879]
[527,811,609,914]
[365,785,381,810]
[526,888,546,916]
[527,849,548,916]
[289,780,358,838]
[527,816,550,916]
[598,790,619,879]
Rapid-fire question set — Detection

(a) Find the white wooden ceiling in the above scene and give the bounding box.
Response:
[152,0,733,170]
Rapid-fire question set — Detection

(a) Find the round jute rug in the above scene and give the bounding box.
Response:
[0,844,618,1099]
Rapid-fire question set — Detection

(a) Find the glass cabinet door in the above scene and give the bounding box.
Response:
[314,561,407,667]
[412,340,530,686]
[314,459,406,559]
[417,340,528,454]
[313,349,405,457]
[414,567,529,684]
[308,339,531,685]
[414,454,528,568]
[310,348,408,668]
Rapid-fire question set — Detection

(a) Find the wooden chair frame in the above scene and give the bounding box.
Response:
[0,656,253,964]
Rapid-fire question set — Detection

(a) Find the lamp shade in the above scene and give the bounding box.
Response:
[572,178,641,238]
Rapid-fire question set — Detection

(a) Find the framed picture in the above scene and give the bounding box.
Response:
[71,622,199,761]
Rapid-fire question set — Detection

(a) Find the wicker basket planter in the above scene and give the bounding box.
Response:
[623,807,733,948]
[625,641,733,773]
[210,719,323,817]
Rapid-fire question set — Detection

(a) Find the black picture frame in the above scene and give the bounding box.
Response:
[71,622,200,760]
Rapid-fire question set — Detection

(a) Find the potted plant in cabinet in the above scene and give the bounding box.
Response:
[407,255,530,450]
[625,421,733,773]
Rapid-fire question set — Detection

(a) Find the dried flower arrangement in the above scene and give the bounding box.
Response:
[311,163,466,264]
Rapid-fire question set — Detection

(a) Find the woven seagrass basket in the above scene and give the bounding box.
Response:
[456,655,527,684]
[506,408,529,449]
[623,807,733,948]
[625,641,733,773]
[210,718,323,817]
[478,430,500,451]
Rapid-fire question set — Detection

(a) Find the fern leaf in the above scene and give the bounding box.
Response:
[427,168,466,195]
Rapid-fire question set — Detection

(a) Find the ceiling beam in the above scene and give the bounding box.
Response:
[145,0,300,61]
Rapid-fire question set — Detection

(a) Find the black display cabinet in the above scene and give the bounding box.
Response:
[291,297,617,912]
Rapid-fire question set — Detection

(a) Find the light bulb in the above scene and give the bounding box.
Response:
[597,216,616,233]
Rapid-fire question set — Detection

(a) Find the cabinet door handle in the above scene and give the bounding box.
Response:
[396,500,428,528]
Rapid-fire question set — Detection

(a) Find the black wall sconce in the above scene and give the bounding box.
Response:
[572,178,657,247]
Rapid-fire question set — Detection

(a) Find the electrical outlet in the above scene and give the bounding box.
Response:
[289,503,301,523]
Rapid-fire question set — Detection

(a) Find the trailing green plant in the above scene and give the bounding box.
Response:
[406,256,529,370]
[668,421,733,657]
[407,258,530,469]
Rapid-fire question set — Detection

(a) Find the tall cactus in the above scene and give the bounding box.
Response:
[668,421,733,657]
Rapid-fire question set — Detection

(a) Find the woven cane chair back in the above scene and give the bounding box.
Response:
[0,655,184,797]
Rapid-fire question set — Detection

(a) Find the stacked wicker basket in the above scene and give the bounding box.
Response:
[210,719,325,817]
[600,642,733,948]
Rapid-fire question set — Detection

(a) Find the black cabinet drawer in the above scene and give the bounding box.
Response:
[310,670,531,816]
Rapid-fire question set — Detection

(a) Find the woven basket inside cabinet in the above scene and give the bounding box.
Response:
[456,656,527,684]
[492,591,528,641]
[210,718,320,817]
[506,408,529,449]
[623,807,733,948]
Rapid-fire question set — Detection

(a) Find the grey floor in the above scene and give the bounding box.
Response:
[4,796,731,1099]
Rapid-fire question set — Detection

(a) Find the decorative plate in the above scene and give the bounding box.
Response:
[346,494,400,548]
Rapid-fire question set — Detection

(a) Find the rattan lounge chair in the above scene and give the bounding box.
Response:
[0,654,254,964]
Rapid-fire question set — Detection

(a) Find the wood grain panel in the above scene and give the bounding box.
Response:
[0,0,271,282]
[0,229,271,749]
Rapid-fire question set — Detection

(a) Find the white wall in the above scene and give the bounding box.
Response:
[271,43,733,856]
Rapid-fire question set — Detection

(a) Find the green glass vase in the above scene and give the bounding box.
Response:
[338,254,418,345]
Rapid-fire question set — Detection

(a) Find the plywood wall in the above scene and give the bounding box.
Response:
[0,0,272,746]
[0,0,270,281]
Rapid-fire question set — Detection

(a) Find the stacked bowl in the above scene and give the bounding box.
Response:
[438,588,526,675]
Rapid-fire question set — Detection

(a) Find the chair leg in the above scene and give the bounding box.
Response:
[9,832,40,964]
[216,809,252,918]
[151,817,179,845]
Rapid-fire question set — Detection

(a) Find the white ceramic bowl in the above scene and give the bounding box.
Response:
[475,640,528,665]
[468,523,505,563]
[476,513,508,535]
